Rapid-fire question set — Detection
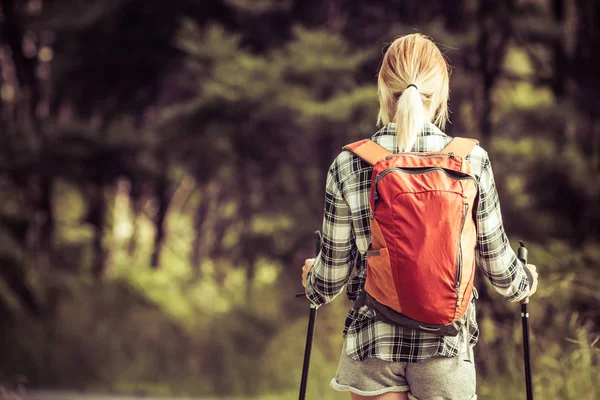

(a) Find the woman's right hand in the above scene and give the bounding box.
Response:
[525,264,538,298]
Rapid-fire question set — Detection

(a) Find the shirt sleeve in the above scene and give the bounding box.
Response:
[305,162,356,306]
[475,154,531,302]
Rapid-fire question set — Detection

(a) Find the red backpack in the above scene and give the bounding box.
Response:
[344,137,479,336]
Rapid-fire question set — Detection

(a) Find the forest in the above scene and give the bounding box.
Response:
[0,0,598,399]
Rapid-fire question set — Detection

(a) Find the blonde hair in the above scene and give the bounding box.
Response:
[377,33,450,152]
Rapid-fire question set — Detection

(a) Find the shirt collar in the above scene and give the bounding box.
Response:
[371,122,447,139]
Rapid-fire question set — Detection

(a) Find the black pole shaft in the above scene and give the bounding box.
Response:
[298,231,322,400]
[521,302,533,400]
[298,305,317,400]
[518,241,534,400]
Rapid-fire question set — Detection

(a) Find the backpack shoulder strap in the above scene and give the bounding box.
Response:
[343,139,392,166]
[442,137,479,159]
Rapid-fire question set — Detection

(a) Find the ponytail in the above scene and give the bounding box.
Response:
[377,33,450,152]
[395,85,425,152]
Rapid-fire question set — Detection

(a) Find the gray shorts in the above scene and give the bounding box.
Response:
[330,341,477,399]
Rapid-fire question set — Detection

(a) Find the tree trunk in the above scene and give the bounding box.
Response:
[1,0,54,267]
[442,0,466,32]
[327,0,341,30]
[87,184,108,279]
[190,208,208,279]
[476,1,493,145]
[127,198,141,257]
[0,0,40,119]
[210,217,230,285]
[551,0,568,99]
[127,180,146,257]
[37,172,55,264]
[0,255,42,317]
[245,254,256,307]
[150,151,170,269]
[190,180,222,279]
[475,0,513,146]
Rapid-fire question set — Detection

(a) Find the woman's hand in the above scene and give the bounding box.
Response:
[525,263,538,297]
[301,258,315,288]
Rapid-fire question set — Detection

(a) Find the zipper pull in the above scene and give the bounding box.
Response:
[371,194,379,219]
[370,202,379,220]
[448,152,455,159]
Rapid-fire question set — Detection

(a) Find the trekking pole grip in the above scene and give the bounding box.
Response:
[314,230,322,256]
[295,231,323,298]
[518,241,529,305]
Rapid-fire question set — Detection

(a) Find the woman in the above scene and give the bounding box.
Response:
[301,33,538,400]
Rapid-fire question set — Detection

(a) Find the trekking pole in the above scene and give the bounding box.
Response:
[295,230,322,400]
[518,241,534,400]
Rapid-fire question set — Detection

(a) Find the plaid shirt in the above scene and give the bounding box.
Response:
[305,122,531,362]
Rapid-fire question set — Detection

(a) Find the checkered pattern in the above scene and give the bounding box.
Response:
[305,122,531,362]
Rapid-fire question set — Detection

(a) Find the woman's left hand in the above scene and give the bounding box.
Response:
[301,258,315,288]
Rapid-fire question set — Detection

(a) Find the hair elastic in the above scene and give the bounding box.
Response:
[406,84,418,91]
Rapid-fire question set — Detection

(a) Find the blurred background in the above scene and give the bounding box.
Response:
[0,0,598,399]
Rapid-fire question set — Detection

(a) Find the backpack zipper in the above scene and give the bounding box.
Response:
[373,167,475,211]
[455,203,469,307]
[385,152,455,160]
[374,166,474,187]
